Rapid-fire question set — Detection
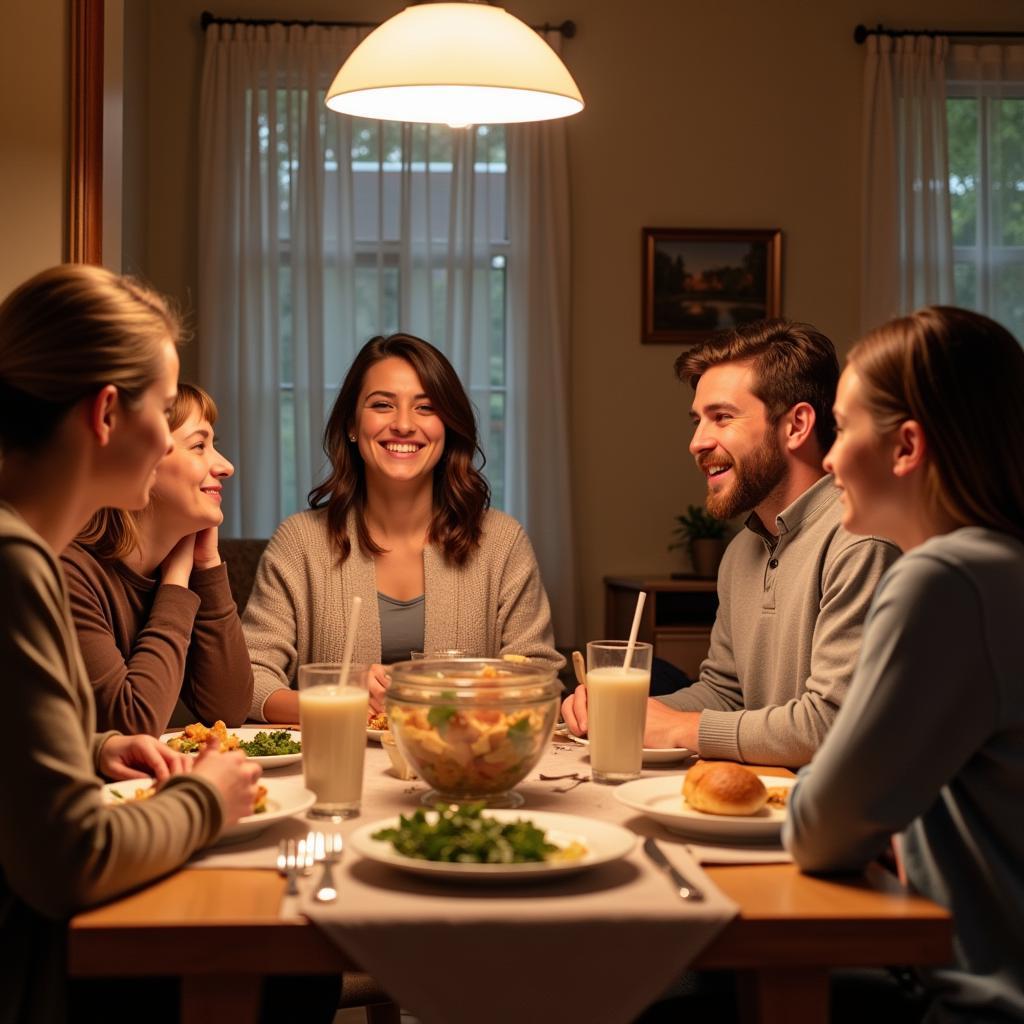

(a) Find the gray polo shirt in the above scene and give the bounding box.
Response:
[657,474,900,766]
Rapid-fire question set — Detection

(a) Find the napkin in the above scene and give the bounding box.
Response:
[686,842,793,865]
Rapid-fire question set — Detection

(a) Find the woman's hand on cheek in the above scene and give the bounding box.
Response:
[160,534,196,587]
[368,664,391,714]
[193,526,221,569]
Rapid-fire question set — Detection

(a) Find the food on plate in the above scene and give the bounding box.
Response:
[388,700,549,796]
[166,720,239,753]
[165,723,300,758]
[371,802,586,864]
[766,786,789,809]
[111,782,269,814]
[682,761,767,816]
[238,730,301,757]
[367,710,389,732]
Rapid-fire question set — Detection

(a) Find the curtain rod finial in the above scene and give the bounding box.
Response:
[853,23,869,44]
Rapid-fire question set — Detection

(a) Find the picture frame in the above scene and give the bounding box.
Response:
[641,227,782,344]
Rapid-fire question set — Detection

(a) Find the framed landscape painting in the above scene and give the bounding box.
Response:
[641,227,782,344]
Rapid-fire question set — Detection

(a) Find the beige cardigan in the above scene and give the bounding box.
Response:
[243,508,563,719]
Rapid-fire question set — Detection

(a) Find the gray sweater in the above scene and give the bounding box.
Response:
[657,476,899,766]
[784,527,1024,1023]
[0,504,222,1024]
[243,507,564,719]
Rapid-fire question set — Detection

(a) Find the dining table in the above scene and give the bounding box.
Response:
[69,731,952,1024]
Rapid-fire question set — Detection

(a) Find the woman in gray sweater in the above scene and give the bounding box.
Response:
[784,306,1024,1023]
[0,265,261,1023]
[244,333,562,723]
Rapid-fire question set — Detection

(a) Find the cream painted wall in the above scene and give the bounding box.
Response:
[0,0,66,297]
[131,0,1020,645]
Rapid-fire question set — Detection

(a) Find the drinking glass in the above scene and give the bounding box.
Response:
[298,663,369,820]
[586,641,652,784]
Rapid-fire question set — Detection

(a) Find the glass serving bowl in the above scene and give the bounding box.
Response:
[386,658,561,808]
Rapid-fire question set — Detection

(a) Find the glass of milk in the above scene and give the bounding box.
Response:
[299,662,370,819]
[586,641,652,784]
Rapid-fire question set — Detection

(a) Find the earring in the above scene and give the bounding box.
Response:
[349,435,356,442]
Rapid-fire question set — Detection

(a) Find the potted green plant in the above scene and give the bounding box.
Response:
[670,504,729,577]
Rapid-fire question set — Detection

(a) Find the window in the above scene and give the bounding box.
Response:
[261,96,509,519]
[947,83,1024,339]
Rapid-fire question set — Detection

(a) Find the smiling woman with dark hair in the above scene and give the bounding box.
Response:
[243,332,563,723]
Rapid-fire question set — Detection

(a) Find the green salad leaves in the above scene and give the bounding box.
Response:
[239,730,302,757]
[372,803,559,863]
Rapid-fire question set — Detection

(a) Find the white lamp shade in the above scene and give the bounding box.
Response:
[325,3,584,126]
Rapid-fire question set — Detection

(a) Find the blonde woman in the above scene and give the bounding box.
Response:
[62,383,253,735]
[784,307,1024,1021]
[0,265,261,1023]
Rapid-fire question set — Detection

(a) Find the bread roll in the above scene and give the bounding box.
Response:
[682,760,767,816]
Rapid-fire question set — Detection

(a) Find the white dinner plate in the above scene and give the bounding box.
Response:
[349,809,637,883]
[366,727,388,743]
[160,727,303,768]
[103,775,316,843]
[569,735,694,765]
[614,773,795,841]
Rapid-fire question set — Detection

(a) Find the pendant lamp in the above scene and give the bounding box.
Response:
[325,2,584,127]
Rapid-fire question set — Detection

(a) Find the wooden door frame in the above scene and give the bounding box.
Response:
[68,0,104,263]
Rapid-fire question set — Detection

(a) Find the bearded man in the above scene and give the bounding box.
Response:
[564,319,899,767]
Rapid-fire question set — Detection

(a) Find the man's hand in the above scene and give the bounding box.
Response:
[99,734,191,782]
[561,685,588,736]
[644,700,700,750]
[563,689,701,751]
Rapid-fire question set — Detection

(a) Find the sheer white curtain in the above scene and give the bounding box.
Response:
[197,23,577,642]
[507,107,578,646]
[861,34,954,330]
[947,44,1024,339]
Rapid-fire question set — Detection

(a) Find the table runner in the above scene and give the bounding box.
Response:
[281,742,736,1024]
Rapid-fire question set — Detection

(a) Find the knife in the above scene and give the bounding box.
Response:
[643,837,705,902]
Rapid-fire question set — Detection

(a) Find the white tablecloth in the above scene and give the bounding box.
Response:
[184,738,792,1023]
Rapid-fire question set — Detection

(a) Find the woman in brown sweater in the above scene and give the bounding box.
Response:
[62,383,254,735]
[0,265,261,1023]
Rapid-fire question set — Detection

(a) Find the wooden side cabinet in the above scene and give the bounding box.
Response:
[603,576,718,678]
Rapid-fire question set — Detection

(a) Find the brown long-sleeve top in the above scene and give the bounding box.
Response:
[0,504,223,1024]
[60,543,254,736]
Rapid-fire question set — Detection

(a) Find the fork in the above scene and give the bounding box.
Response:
[313,832,343,903]
[276,838,303,896]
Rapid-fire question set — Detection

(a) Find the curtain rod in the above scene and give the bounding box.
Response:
[199,10,577,38]
[854,23,1024,44]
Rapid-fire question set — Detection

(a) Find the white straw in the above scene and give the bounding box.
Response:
[338,595,362,687]
[623,590,647,671]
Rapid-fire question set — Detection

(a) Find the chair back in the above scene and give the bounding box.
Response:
[219,538,268,612]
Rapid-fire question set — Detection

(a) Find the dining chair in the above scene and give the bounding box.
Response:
[340,973,401,1023]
